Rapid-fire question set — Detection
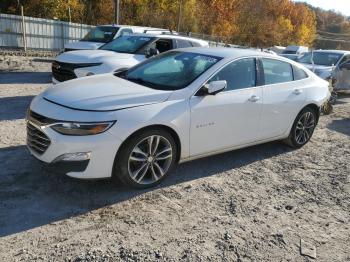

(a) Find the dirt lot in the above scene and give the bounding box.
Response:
[0,57,349,261]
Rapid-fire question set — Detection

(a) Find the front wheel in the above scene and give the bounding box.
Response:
[113,128,177,189]
[285,107,317,148]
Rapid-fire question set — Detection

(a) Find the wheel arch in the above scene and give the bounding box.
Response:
[114,124,182,167]
[285,103,321,138]
[302,103,320,124]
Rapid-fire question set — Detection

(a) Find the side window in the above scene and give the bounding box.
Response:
[190,41,202,47]
[154,39,173,53]
[293,65,308,80]
[209,58,256,91]
[120,29,133,36]
[262,58,293,85]
[176,39,192,48]
[339,55,350,65]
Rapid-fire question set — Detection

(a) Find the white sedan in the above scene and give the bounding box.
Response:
[27,48,330,188]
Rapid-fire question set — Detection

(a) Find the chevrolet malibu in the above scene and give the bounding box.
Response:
[27,48,330,188]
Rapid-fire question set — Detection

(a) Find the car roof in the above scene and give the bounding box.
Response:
[313,49,350,55]
[96,24,169,31]
[125,33,209,45]
[175,47,278,59]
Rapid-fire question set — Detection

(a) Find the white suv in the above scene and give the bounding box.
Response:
[52,34,209,83]
[64,25,171,52]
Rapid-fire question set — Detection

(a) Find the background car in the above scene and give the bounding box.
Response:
[52,34,209,83]
[28,48,329,188]
[297,50,350,91]
[63,24,171,52]
[280,45,309,61]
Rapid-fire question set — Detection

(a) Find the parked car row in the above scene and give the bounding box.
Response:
[64,24,173,52]
[53,33,209,83]
[26,25,331,188]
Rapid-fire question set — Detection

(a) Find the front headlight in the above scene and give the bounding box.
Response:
[50,122,115,136]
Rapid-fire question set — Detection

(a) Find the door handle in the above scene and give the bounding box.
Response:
[248,95,260,102]
[293,89,302,95]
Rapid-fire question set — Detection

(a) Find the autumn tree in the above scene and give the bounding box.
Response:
[1,0,317,47]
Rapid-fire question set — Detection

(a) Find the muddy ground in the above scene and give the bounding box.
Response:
[0,57,349,261]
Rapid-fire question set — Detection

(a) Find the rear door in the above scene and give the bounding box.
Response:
[259,58,307,140]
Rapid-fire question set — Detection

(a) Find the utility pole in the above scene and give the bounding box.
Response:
[68,6,71,23]
[177,0,183,32]
[21,5,27,52]
[114,0,120,24]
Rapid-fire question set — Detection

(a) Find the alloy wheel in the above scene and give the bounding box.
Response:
[127,135,173,185]
[295,111,315,145]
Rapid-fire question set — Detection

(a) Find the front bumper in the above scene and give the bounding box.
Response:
[27,124,122,179]
[37,157,90,174]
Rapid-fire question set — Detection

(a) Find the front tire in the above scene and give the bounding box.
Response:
[113,128,177,189]
[285,107,317,148]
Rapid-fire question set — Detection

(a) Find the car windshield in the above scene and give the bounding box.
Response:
[99,35,155,53]
[297,52,343,66]
[118,51,221,90]
[81,26,119,43]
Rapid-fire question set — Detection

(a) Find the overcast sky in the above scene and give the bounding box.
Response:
[294,0,350,16]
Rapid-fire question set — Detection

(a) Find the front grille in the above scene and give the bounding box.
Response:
[52,61,102,82]
[52,61,77,82]
[28,110,56,125]
[64,48,78,52]
[26,110,53,155]
[27,122,51,155]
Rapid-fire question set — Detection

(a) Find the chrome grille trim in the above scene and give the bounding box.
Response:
[26,111,52,155]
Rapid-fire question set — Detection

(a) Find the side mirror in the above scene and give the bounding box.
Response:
[145,47,159,58]
[197,80,227,96]
[340,61,350,70]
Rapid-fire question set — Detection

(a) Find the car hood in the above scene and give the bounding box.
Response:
[43,74,172,111]
[56,50,135,64]
[64,41,105,50]
[300,63,333,72]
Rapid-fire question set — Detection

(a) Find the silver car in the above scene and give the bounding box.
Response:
[297,50,350,91]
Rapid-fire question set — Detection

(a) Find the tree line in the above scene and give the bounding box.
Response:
[1,0,339,48]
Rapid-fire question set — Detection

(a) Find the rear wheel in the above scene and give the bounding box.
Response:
[113,128,177,189]
[285,107,317,148]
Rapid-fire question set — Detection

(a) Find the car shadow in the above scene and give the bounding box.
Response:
[0,95,34,121]
[0,72,51,84]
[335,91,350,105]
[0,142,293,237]
[327,119,350,136]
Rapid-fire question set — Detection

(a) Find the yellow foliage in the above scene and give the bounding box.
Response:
[2,0,317,47]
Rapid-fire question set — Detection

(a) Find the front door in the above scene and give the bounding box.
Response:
[334,55,350,90]
[190,58,263,157]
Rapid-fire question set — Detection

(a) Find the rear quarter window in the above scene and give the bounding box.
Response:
[293,65,308,80]
[176,39,192,48]
[190,41,202,47]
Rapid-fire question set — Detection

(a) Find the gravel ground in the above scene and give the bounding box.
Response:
[0,60,349,261]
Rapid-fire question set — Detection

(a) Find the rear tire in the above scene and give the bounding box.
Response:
[285,107,317,148]
[113,128,177,189]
